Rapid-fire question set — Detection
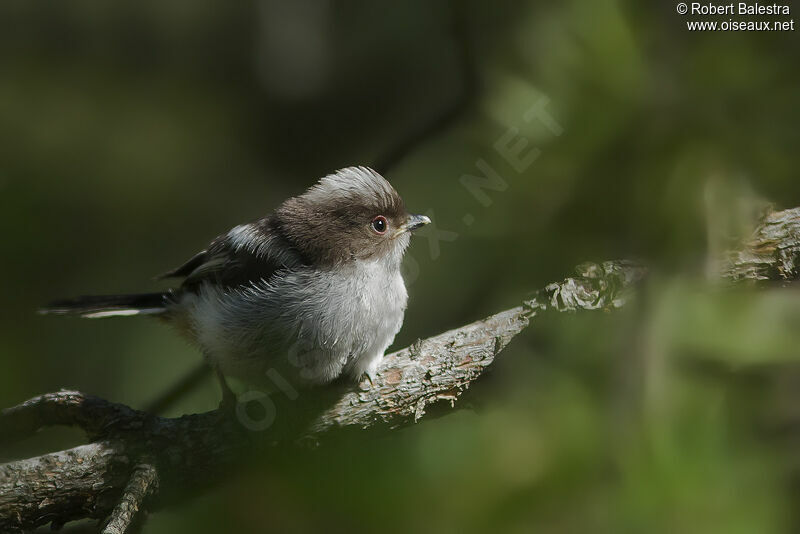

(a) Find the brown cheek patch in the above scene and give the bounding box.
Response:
[350,231,388,262]
[275,171,407,266]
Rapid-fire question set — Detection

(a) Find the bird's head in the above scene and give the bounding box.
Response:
[275,166,430,266]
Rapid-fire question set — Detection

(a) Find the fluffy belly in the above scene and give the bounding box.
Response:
[177,263,408,388]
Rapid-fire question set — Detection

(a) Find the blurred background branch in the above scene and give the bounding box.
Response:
[371,1,477,173]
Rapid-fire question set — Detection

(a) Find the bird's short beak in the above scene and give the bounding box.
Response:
[402,214,431,233]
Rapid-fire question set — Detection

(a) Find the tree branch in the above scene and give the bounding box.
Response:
[721,206,800,282]
[0,260,642,532]
[101,464,158,534]
[0,391,142,446]
[372,2,477,173]
[3,207,794,532]
[5,191,798,532]
[309,260,644,435]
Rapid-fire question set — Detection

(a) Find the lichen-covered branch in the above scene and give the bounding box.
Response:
[721,206,800,282]
[0,260,642,532]
[0,442,131,531]
[0,390,142,446]
[101,464,158,534]
[309,260,645,435]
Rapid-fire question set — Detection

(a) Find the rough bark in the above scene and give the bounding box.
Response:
[0,260,642,532]
[721,206,800,282]
[309,260,644,435]
[101,464,157,534]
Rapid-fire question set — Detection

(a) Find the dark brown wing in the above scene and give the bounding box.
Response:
[160,217,304,292]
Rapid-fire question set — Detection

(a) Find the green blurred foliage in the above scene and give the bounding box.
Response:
[1,1,799,532]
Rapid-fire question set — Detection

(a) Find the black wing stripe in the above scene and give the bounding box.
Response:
[157,250,209,279]
[160,217,304,293]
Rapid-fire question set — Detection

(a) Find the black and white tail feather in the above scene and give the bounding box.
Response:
[40,292,171,319]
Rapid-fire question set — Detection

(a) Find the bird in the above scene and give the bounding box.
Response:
[41,166,430,402]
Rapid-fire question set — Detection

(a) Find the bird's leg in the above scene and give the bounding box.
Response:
[363,370,376,388]
[215,368,236,411]
[362,361,380,389]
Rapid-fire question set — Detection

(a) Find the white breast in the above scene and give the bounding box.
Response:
[181,256,408,387]
[342,258,408,379]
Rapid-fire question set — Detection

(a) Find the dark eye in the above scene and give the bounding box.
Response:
[371,215,388,235]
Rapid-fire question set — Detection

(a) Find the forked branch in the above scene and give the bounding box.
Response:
[0,260,643,532]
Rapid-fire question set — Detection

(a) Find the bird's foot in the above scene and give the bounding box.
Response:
[362,368,379,389]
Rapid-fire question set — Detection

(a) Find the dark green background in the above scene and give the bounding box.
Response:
[2,1,799,532]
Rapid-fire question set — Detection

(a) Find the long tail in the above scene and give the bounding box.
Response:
[39,292,171,319]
